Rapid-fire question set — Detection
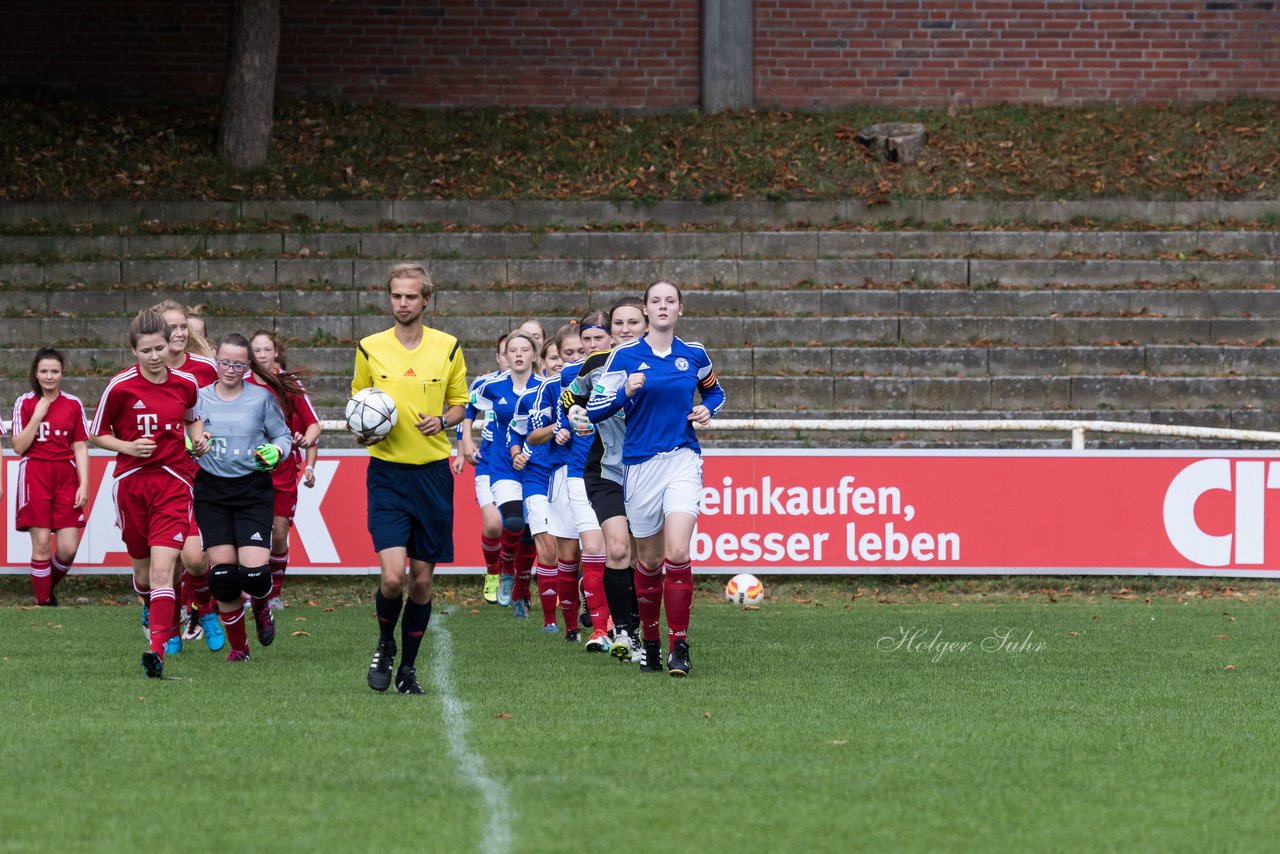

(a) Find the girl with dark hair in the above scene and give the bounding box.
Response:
[194,332,295,662]
[8,348,90,606]
[91,309,210,679]
[249,329,321,609]
[587,282,725,677]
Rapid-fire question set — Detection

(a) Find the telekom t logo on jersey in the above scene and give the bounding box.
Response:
[136,414,159,437]
[1163,460,1277,567]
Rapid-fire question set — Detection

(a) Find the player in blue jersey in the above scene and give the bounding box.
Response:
[458,334,509,603]
[526,324,594,641]
[510,335,566,630]
[470,332,543,612]
[562,302,649,656]
[587,282,725,676]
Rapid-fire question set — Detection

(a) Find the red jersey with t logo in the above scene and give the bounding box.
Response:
[91,366,200,480]
[10,392,89,462]
[180,353,218,388]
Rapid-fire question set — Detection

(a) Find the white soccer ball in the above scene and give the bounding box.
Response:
[725,573,765,606]
[346,387,398,438]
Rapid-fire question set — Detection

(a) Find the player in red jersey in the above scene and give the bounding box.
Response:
[90,309,210,679]
[153,299,224,652]
[9,348,91,607]
[249,330,321,610]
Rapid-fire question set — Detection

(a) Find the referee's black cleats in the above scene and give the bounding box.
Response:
[395,665,425,695]
[253,605,276,647]
[639,640,664,674]
[667,640,691,678]
[368,638,396,692]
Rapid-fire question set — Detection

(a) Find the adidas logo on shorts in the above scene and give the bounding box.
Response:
[172,533,184,542]
[250,532,263,541]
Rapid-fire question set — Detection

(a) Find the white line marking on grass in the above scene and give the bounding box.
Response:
[431,613,513,854]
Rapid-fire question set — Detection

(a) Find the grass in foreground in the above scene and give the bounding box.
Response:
[3,99,1279,203]
[3,577,1279,852]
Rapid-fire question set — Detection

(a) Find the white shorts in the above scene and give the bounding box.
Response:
[547,466,601,539]
[491,478,523,508]
[524,493,550,536]
[623,447,703,539]
[474,474,495,508]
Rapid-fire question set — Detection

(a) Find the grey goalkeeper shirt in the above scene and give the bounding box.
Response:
[195,382,292,478]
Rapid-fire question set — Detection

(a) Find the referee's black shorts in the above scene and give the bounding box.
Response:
[194,469,275,550]
[366,457,454,564]
[585,471,627,526]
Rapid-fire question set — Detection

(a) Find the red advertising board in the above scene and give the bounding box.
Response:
[3,449,1279,577]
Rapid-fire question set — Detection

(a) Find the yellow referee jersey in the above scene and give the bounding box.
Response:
[352,326,469,465]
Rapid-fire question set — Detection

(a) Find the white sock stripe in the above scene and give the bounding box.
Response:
[51,556,70,572]
[220,611,245,626]
[30,568,52,578]
[151,588,177,601]
[430,613,512,854]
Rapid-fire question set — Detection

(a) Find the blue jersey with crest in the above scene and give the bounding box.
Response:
[464,370,500,478]
[473,371,544,484]
[512,376,558,498]
[558,360,597,477]
[586,336,725,465]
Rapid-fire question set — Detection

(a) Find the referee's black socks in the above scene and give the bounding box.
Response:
[400,598,433,669]
[375,589,403,643]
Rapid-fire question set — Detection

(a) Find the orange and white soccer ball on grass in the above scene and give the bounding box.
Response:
[725,573,765,606]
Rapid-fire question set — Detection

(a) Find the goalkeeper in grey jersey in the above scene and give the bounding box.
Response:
[194,332,303,663]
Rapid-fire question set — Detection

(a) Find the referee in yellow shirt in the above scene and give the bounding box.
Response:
[352,263,468,694]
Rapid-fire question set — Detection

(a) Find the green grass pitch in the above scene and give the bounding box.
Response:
[2,581,1279,852]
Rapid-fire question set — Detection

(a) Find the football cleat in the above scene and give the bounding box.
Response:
[141,651,164,679]
[395,666,425,695]
[585,630,611,653]
[579,608,593,629]
[164,633,182,655]
[564,629,580,643]
[609,629,635,662]
[512,598,528,619]
[483,574,500,604]
[368,638,396,692]
[200,612,226,652]
[497,574,515,607]
[667,640,691,678]
[226,648,251,663]
[253,605,276,646]
[181,609,204,641]
[542,622,558,634]
[266,596,285,612]
[639,640,664,673]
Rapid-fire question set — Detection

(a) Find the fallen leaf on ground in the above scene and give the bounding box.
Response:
[291,631,311,637]
[495,713,513,719]
[1224,664,1237,671]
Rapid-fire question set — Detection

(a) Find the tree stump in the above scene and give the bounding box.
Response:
[854,122,928,165]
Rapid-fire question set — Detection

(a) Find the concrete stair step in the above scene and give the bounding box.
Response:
[4,255,1277,289]
[3,229,1276,263]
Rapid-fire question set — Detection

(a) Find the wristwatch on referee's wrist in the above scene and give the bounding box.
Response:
[438,416,449,432]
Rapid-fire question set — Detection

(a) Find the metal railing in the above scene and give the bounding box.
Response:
[319,418,1280,450]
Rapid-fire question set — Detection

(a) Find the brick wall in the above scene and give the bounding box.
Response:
[2,1,1276,107]
[755,0,1280,106]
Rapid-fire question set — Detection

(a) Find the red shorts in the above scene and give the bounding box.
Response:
[272,464,299,521]
[15,458,86,532]
[113,467,194,560]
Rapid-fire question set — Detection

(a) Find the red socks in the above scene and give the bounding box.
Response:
[663,560,693,647]
[512,539,536,602]
[481,534,502,576]
[219,607,248,652]
[50,556,71,588]
[191,574,213,614]
[148,587,177,655]
[556,561,580,632]
[269,550,288,600]
[581,554,609,635]
[498,528,520,577]
[634,561,664,642]
[535,563,558,627]
[30,559,52,605]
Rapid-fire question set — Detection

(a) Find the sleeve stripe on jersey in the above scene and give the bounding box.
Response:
[449,341,460,361]
[357,342,369,361]
[90,366,140,434]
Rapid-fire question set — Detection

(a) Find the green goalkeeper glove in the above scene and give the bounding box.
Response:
[253,443,281,472]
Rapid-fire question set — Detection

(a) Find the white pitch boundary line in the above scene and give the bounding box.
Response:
[430,612,513,854]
